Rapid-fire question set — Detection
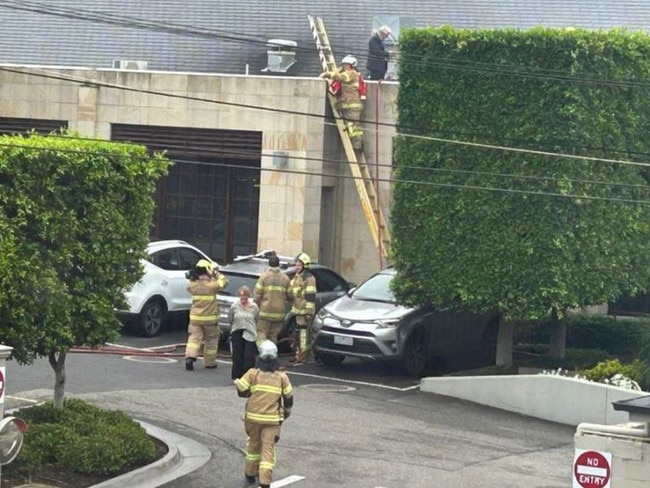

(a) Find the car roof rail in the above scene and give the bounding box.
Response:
[148,239,189,247]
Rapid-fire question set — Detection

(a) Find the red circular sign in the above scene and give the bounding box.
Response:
[574,451,611,488]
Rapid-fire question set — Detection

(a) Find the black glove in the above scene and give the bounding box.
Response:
[283,408,291,420]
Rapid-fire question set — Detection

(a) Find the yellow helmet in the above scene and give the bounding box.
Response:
[195,259,214,274]
[295,252,311,268]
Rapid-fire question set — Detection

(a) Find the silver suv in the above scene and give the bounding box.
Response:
[311,268,500,376]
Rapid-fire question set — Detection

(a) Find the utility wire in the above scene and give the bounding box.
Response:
[3,65,650,173]
[3,0,650,89]
[5,0,650,160]
[30,132,650,193]
[0,141,648,205]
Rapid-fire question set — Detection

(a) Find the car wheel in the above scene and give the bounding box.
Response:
[138,300,166,337]
[402,328,429,377]
[319,353,345,367]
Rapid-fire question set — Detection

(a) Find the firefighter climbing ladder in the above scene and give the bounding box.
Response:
[307,14,391,260]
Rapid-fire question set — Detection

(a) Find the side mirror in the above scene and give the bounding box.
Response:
[0,416,28,465]
[347,286,357,296]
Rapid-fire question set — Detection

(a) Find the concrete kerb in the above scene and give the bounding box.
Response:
[91,420,212,488]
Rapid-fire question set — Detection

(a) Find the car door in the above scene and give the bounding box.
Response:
[310,267,350,312]
[171,247,207,311]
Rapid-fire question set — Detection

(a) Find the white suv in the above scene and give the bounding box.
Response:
[120,240,217,337]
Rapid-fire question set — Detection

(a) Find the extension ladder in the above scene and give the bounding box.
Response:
[307,14,391,260]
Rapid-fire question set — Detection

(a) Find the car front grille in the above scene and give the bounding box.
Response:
[314,334,382,355]
[320,326,376,337]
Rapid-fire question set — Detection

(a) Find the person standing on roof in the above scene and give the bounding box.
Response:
[184,259,228,371]
[288,252,317,364]
[366,25,392,80]
[254,253,291,346]
[235,340,294,488]
[320,55,367,150]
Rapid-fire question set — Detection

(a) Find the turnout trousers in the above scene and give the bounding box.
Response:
[185,323,219,367]
[244,421,281,486]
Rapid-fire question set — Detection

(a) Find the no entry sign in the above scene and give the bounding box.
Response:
[0,366,5,404]
[573,449,612,488]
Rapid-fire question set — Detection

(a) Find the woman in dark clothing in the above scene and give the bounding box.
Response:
[228,285,259,379]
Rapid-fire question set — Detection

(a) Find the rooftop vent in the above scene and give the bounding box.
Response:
[112,59,148,70]
[261,39,297,73]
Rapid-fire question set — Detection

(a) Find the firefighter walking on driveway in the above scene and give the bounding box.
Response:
[235,340,294,488]
[254,253,290,346]
[320,55,367,150]
[288,253,317,363]
[185,259,228,371]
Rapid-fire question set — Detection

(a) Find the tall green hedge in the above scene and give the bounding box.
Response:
[392,27,650,320]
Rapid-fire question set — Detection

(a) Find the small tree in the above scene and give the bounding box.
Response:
[392,27,650,362]
[0,133,171,407]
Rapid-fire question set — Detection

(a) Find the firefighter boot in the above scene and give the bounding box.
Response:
[185,357,195,371]
[244,474,256,484]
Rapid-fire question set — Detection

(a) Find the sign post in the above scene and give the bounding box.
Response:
[573,449,612,488]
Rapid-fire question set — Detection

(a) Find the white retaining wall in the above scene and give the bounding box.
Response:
[420,374,647,426]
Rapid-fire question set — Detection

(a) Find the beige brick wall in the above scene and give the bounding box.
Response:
[0,65,398,284]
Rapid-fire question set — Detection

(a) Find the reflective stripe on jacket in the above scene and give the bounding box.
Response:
[254,267,290,321]
[235,368,294,425]
[187,274,228,326]
[288,271,316,317]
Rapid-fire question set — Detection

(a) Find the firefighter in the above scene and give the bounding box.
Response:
[254,253,290,346]
[184,258,228,371]
[288,252,317,364]
[320,55,367,149]
[235,340,293,488]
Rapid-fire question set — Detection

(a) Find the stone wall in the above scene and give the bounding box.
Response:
[0,65,399,283]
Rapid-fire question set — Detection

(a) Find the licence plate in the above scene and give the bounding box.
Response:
[333,335,353,346]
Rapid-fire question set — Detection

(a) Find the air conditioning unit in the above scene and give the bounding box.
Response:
[112,59,148,70]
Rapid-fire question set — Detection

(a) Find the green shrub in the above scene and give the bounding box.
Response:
[518,347,610,371]
[4,398,159,480]
[528,315,650,361]
[581,358,643,382]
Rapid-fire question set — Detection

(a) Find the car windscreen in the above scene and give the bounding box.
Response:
[351,272,396,303]
[219,272,258,296]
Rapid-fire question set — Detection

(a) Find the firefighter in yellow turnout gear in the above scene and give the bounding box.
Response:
[288,253,317,363]
[254,253,290,346]
[184,259,228,370]
[321,55,367,150]
[235,341,293,488]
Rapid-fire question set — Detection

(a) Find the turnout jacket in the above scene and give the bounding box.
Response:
[323,68,365,110]
[254,267,290,321]
[235,368,294,424]
[187,274,228,326]
[288,270,317,318]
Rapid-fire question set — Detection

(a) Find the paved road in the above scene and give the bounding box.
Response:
[5,329,575,488]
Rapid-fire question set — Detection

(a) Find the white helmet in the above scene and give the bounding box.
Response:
[258,340,278,360]
[341,55,357,67]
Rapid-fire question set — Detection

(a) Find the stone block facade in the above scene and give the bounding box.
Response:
[0,65,399,283]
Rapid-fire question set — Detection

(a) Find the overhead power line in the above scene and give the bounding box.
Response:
[2,64,650,173]
[0,140,648,205]
[32,132,650,193]
[3,0,650,89]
